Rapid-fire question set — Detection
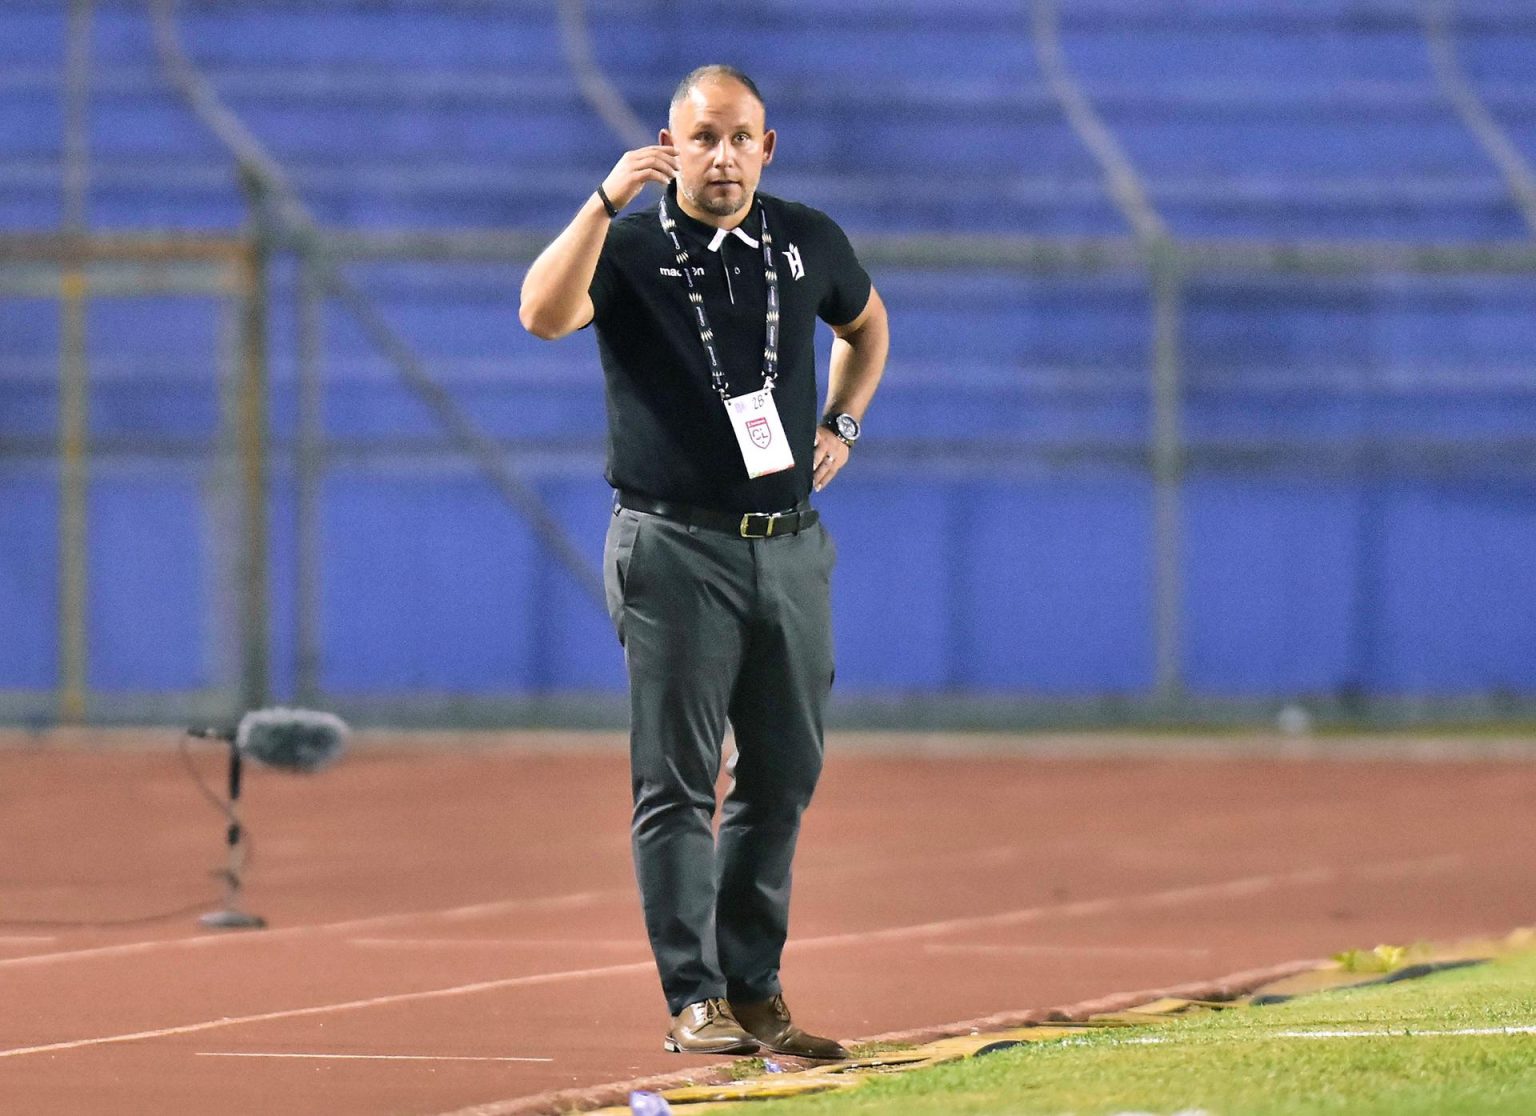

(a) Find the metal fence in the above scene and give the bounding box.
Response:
[0,230,268,724]
[3,0,1536,728]
[6,224,1536,728]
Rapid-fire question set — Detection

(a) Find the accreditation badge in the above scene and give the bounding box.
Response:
[724,387,796,478]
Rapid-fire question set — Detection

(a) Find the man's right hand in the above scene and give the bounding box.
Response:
[520,145,680,339]
[600,145,680,212]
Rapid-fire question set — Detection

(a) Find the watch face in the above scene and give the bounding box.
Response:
[834,414,860,442]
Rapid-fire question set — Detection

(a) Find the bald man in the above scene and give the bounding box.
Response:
[521,64,889,1057]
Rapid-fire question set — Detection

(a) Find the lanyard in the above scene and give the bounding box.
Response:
[658,195,780,402]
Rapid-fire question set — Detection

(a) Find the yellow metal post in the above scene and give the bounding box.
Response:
[57,265,89,723]
[237,236,270,712]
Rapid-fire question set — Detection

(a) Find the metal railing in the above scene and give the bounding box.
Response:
[0,230,268,724]
[148,0,609,630]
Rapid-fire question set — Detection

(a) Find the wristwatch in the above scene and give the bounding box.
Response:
[822,412,861,447]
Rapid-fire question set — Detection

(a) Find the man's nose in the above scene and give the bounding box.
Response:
[711,140,734,166]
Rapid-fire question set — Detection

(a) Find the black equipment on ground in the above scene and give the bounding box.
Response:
[187,707,349,930]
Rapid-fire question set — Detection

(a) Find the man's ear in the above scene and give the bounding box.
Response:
[762,128,776,165]
[659,128,673,147]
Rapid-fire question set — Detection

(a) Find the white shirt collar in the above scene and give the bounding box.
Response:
[705,225,760,252]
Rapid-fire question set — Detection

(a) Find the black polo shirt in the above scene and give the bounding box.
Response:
[588,184,871,513]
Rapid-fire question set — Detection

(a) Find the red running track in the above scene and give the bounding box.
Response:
[0,730,1533,1115]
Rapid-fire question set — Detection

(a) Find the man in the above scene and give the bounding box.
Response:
[519,64,889,1058]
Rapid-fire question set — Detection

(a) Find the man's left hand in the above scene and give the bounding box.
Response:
[812,427,850,493]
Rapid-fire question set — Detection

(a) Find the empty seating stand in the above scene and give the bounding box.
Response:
[2,0,1534,716]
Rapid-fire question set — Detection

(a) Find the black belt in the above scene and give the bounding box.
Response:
[616,491,819,539]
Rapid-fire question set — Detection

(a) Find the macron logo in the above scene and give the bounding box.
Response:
[783,243,805,281]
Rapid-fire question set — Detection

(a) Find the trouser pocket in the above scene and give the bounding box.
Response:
[602,507,643,644]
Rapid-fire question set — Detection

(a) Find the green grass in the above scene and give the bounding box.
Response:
[755,950,1536,1115]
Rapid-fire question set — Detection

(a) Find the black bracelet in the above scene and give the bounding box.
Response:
[595,184,619,219]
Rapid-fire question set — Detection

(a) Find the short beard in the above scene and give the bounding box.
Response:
[682,181,745,218]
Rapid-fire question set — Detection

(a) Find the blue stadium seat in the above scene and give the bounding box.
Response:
[4,0,1536,706]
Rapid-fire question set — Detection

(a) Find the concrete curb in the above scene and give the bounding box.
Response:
[439,956,1328,1116]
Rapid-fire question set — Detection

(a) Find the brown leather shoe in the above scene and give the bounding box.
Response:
[729,994,849,1060]
[664,998,761,1055]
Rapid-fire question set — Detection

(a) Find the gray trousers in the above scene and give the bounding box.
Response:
[603,504,836,1015]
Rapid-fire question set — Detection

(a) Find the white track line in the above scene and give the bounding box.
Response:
[794,855,1461,951]
[923,943,1212,958]
[0,960,657,1060]
[1276,1027,1536,1038]
[1,854,1461,973]
[0,854,1462,1063]
[0,888,630,971]
[348,938,643,949]
[812,843,1028,880]
[196,1052,554,1062]
[1068,1025,1536,1046]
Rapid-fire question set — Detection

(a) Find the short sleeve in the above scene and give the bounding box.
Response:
[590,212,655,325]
[816,216,872,328]
[588,233,619,322]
